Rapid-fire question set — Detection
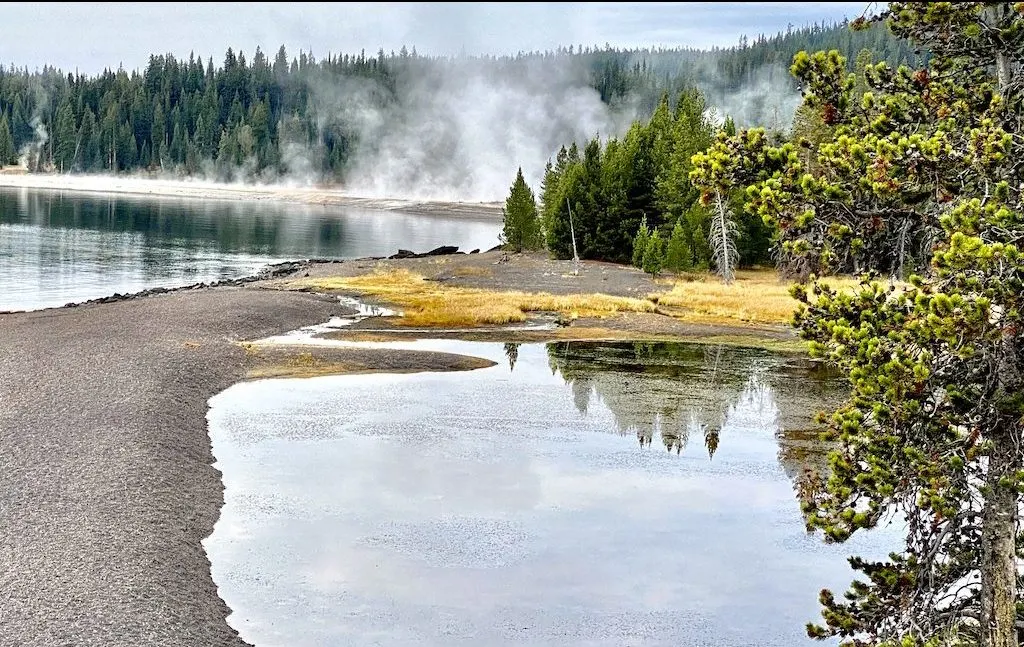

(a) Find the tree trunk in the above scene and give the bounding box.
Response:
[980,434,1018,647]
[981,16,1021,643]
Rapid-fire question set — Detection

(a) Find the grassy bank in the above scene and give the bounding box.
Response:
[650,270,863,326]
[294,268,658,327]
[282,258,882,351]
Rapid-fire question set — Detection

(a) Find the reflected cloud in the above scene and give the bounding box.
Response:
[206,339,862,647]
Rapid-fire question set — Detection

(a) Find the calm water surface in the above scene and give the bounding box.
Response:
[206,340,895,647]
[0,187,499,311]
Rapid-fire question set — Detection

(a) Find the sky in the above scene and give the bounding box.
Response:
[1,2,874,75]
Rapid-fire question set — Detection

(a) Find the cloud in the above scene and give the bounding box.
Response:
[1,2,871,75]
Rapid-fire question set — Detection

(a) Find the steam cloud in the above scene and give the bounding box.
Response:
[19,116,49,170]
[11,54,800,204]
[306,57,639,203]
[701,63,802,131]
[296,56,798,202]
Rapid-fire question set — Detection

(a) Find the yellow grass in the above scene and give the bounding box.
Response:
[247,361,361,379]
[295,269,656,327]
[290,266,887,336]
[650,270,866,326]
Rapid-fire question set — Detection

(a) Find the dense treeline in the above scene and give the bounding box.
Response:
[0,20,918,181]
[520,21,922,273]
[533,89,773,271]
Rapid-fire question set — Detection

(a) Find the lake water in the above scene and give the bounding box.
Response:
[0,187,500,311]
[206,340,894,647]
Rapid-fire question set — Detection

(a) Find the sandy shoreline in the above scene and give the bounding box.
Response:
[0,173,504,219]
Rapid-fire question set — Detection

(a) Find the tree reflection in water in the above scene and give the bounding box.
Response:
[542,340,846,516]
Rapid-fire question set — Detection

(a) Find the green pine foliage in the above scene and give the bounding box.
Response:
[664,218,691,272]
[699,3,1024,645]
[0,112,15,164]
[501,168,541,252]
[0,18,914,179]
[641,229,664,277]
[631,216,650,268]
[539,87,716,266]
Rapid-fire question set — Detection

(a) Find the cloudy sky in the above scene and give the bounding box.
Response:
[3,2,873,75]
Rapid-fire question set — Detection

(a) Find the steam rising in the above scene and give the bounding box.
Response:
[701,64,801,131]
[19,117,48,170]
[7,53,801,204]
[311,58,638,202]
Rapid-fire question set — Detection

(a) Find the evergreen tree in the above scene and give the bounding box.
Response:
[78,108,99,171]
[0,22,922,183]
[545,143,582,258]
[152,100,166,166]
[632,216,650,268]
[10,94,32,149]
[665,218,691,272]
[116,121,136,169]
[169,121,185,165]
[616,124,658,261]
[0,113,16,165]
[641,229,664,277]
[722,115,737,136]
[703,4,1024,645]
[53,101,77,172]
[501,167,541,252]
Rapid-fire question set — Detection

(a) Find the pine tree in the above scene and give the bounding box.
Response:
[631,216,650,268]
[53,101,77,172]
[11,95,32,149]
[665,218,691,272]
[703,4,1024,645]
[641,229,664,277]
[501,168,541,252]
[78,108,99,171]
[0,112,16,165]
[152,100,166,166]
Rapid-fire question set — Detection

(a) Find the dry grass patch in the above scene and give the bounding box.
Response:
[247,361,360,379]
[651,270,867,326]
[295,268,656,327]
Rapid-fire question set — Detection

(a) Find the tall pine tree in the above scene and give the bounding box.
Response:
[501,168,541,252]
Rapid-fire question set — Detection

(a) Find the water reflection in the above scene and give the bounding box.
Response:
[0,187,500,310]
[542,340,844,521]
[503,342,519,372]
[543,340,841,467]
[205,340,875,647]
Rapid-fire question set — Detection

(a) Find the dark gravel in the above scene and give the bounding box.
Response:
[0,287,349,647]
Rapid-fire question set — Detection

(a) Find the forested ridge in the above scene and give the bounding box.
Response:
[0,20,919,183]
